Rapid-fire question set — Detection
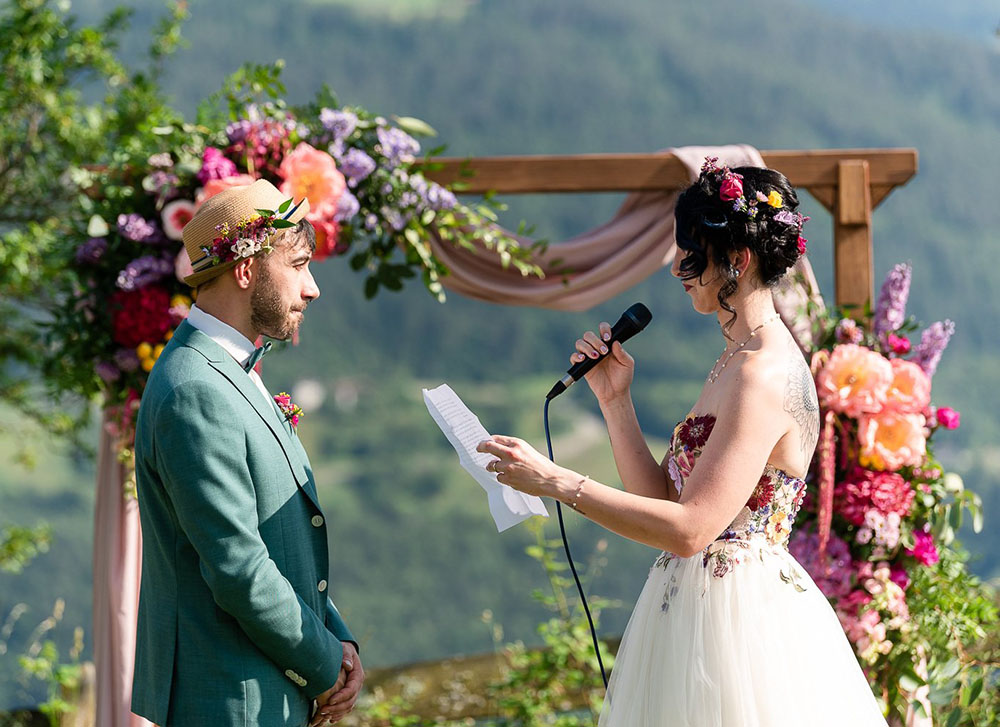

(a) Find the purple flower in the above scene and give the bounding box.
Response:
[75,237,108,264]
[376,126,420,168]
[426,183,457,211]
[340,148,377,183]
[873,263,911,341]
[334,191,360,222]
[773,210,798,226]
[115,255,174,291]
[399,191,419,208]
[381,206,408,231]
[912,320,955,378]
[117,214,164,245]
[144,170,180,201]
[788,529,853,600]
[197,147,238,184]
[364,213,379,231]
[226,119,253,143]
[113,348,140,372]
[95,361,121,384]
[319,108,358,141]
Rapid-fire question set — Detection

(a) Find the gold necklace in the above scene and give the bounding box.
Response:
[707,314,782,384]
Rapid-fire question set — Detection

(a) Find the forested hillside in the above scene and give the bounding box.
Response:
[3,0,999,709]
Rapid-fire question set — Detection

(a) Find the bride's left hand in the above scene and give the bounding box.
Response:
[476,435,572,499]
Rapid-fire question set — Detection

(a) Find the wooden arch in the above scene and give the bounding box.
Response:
[427,149,919,308]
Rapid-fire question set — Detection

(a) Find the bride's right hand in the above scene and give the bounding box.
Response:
[572,322,635,403]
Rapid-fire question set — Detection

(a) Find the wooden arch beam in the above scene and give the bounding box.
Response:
[425,148,918,309]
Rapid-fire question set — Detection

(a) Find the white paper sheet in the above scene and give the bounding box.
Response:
[422,384,549,532]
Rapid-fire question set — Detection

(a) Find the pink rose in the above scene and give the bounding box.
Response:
[936,406,961,430]
[797,235,808,255]
[196,174,257,208]
[719,173,744,201]
[884,358,931,415]
[887,333,911,354]
[858,411,927,471]
[907,531,939,566]
[889,565,910,591]
[161,199,196,241]
[278,142,346,221]
[816,344,893,418]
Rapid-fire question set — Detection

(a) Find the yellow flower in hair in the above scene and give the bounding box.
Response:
[767,191,784,208]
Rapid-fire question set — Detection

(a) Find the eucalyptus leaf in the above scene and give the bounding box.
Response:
[392,115,438,137]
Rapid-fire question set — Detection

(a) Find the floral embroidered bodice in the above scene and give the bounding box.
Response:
[667,413,808,548]
[655,414,810,588]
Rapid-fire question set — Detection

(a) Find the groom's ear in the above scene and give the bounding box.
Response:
[233,256,257,290]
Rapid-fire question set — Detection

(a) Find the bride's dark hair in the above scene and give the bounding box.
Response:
[674,165,803,336]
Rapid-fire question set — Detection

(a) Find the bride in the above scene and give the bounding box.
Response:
[477,159,889,726]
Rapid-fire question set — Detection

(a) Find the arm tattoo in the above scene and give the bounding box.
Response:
[783,341,820,457]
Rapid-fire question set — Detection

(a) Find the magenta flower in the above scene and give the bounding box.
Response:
[719,174,744,201]
[887,333,911,355]
[936,407,961,430]
[835,319,864,345]
[197,147,239,184]
[907,531,939,566]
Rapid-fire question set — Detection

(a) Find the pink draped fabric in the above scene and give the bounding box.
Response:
[93,413,153,727]
[429,144,814,315]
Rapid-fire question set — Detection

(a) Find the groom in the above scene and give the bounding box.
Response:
[132,180,363,726]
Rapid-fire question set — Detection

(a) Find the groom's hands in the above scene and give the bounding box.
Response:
[310,642,364,725]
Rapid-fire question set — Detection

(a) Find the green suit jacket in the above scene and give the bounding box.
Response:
[131,320,355,727]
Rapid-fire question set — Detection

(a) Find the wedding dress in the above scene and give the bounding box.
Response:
[598,413,888,726]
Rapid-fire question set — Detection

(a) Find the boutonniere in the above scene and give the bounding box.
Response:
[274,392,304,430]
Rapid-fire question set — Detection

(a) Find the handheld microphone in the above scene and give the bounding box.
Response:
[545,302,653,400]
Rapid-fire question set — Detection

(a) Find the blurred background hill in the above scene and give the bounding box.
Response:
[2,0,999,709]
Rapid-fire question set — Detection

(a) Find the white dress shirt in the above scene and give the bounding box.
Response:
[185,305,273,405]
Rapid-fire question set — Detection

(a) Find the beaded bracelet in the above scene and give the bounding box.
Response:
[568,476,588,510]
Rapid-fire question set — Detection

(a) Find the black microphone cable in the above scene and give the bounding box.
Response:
[542,395,609,689]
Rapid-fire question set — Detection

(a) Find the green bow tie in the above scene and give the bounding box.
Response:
[243,341,272,372]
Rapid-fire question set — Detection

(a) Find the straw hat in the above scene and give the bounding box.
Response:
[181,179,311,287]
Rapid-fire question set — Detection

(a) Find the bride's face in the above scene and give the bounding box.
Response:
[671,248,726,315]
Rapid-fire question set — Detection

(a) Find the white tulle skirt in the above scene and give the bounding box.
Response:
[599,538,888,727]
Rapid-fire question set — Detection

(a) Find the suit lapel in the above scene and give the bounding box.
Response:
[173,321,323,512]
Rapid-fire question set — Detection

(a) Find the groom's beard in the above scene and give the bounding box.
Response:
[250,263,302,341]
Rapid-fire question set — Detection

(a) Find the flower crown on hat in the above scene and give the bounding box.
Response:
[699,156,810,256]
[190,197,304,275]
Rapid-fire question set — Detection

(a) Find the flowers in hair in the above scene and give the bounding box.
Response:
[198,200,298,270]
[699,156,810,255]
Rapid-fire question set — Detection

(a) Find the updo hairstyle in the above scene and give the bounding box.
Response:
[674,164,805,335]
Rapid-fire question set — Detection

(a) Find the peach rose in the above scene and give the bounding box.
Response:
[858,411,927,471]
[816,344,893,418]
[196,174,257,208]
[884,358,931,414]
[278,142,345,220]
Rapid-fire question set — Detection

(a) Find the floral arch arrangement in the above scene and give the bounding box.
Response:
[45,66,540,469]
[790,265,996,724]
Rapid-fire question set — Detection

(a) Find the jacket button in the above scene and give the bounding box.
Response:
[318,579,327,592]
[311,515,324,527]
[285,669,297,680]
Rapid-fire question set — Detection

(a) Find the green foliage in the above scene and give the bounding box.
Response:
[13,600,84,727]
[0,526,51,575]
[485,520,614,725]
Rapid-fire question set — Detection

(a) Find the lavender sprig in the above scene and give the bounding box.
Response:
[912,320,955,378]
[873,263,912,343]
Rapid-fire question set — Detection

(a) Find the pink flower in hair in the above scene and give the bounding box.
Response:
[719,174,744,201]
